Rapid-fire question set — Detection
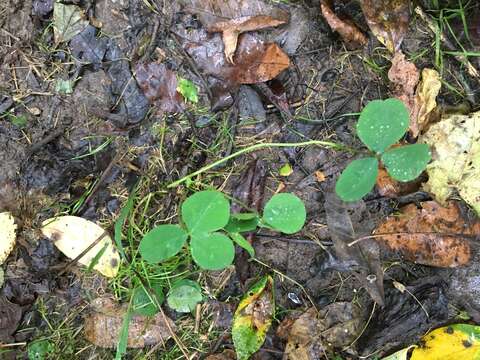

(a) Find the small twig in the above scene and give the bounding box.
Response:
[26,126,65,157]
[77,151,124,214]
[194,303,202,333]
[348,231,478,247]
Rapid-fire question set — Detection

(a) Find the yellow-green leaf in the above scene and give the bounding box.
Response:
[410,324,480,360]
[232,275,274,360]
[279,163,293,177]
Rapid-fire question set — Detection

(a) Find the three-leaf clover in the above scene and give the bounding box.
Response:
[335,98,431,202]
[138,190,306,270]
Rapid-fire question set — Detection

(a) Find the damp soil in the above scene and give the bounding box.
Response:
[1,0,480,359]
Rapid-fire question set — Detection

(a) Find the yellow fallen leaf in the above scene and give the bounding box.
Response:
[41,216,120,277]
[420,111,480,215]
[410,324,480,360]
[0,212,16,265]
[411,68,441,137]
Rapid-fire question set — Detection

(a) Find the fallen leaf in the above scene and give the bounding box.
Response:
[280,303,362,360]
[374,201,479,267]
[359,0,411,52]
[0,212,16,265]
[41,216,120,277]
[411,68,441,136]
[314,170,326,182]
[420,111,480,215]
[0,296,22,342]
[375,168,421,198]
[410,324,480,360]
[324,194,384,305]
[53,2,89,43]
[232,275,274,360]
[388,51,419,116]
[382,345,416,360]
[279,163,293,177]
[320,0,367,50]
[388,52,441,137]
[208,15,288,63]
[135,62,185,115]
[84,297,175,348]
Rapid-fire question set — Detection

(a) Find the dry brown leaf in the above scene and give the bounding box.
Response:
[359,0,411,52]
[208,15,288,63]
[84,297,175,348]
[320,0,367,49]
[134,62,184,115]
[184,0,288,62]
[228,36,290,84]
[375,168,421,198]
[374,201,479,267]
[388,52,441,137]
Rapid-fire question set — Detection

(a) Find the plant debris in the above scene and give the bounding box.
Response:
[0,212,16,265]
[420,111,480,215]
[84,297,175,348]
[374,201,479,267]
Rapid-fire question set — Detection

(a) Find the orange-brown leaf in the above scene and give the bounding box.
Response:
[320,0,367,50]
[374,201,479,267]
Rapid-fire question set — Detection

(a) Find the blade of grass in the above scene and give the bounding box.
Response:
[114,183,138,260]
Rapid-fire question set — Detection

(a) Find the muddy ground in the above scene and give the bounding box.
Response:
[1,0,480,359]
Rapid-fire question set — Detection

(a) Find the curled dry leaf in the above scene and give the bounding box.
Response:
[206,350,236,360]
[374,201,479,267]
[420,111,480,215]
[208,15,288,63]
[412,68,441,136]
[41,216,120,278]
[84,297,175,348]
[183,0,288,63]
[135,62,184,115]
[359,0,411,52]
[320,0,367,50]
[388,52,441,137]
[0,212,16,265]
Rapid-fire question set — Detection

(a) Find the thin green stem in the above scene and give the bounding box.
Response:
[167,140,345,188]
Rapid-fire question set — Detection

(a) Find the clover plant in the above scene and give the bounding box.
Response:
[138,190,306,270]
[335,98,431,202]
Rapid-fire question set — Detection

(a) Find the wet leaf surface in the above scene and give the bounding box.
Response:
[324,193,385,305]
[359,277,449,356]
[320,0,367,49]
[359,0,411,52]
[84,297,175,348]
[420,111,480,215]
[135,62,185,115]
[374,201,479,267]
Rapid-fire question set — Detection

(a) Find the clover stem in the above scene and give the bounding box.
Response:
[167,140,347,188]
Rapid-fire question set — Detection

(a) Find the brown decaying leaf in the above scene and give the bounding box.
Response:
[0,296,22,342]
[134,62,184,115]
[388,52,441,137]
[375,168,421,198]
[374,201,479,267]
[359,0,411,52]
[84,297,175,348]
[320,0,367,50]
[208,15,288,63]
